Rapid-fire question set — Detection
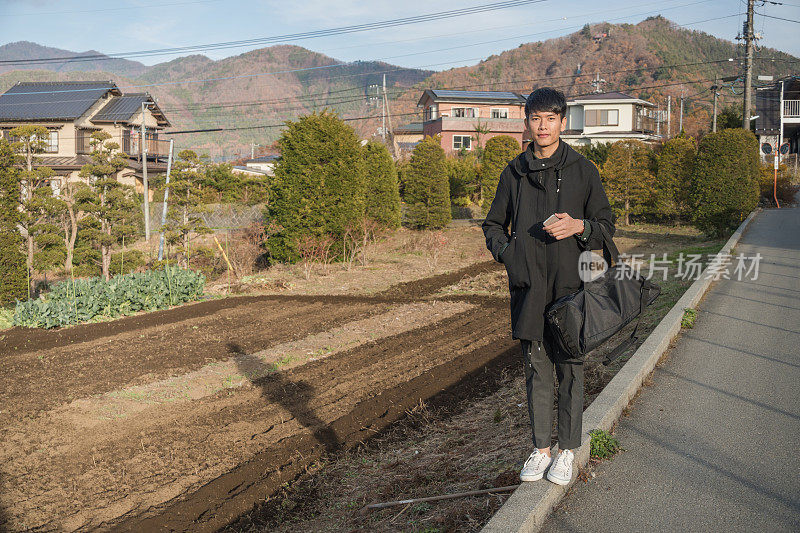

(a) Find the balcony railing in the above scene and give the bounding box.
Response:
[128,135,171,158]
[784,100,800,118]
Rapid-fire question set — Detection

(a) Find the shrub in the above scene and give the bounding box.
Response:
[363,140,401,228]
[404,135,451,229]
[656,136,696,220]
[481,135,520,211]
[266,110,367,262]
[759,162,799,205]
[690,129,760,237]
[110,249,146,276]
[13,266,205,329]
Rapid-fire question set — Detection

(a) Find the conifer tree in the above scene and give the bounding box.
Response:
[480,135,520,211]
[363,140,401,228]
[404,135,451,229]
[602,140,656,225]
[79,131,140,280]
[267,110,367,262]
[0,139,27,305]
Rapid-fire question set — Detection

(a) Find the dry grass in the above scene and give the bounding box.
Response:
[223,222,729,532]
[227,368,533,533]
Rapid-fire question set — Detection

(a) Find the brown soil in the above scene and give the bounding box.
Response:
[0,261,510,532]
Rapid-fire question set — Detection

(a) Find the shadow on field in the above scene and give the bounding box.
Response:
[227,342,340,453]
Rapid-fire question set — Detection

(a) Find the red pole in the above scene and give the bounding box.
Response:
[773,151,781,209]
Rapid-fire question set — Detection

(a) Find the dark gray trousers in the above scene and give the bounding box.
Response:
[520,332,584,450]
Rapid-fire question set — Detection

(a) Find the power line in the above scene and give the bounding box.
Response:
[1,8,754,98]
[755,11,800,23]
[0,0,549,65]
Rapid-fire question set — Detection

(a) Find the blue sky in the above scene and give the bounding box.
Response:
[1,0,798,71]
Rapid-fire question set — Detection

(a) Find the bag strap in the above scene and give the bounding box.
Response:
[596,221,621,266]
[511,177,522,237]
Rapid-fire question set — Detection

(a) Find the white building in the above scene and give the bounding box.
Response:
[561,91,661,147]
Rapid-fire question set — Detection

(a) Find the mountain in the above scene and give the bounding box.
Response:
[0,41,148,77]
[0,44,433,156]
[391,16,799,138]
[1,17,797,154]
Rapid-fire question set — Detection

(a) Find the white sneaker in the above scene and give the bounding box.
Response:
[547,448,574,485]
[520,448,553,481]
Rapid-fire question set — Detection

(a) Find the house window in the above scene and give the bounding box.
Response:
[452,107,479,118]
[453,135,472,150]
[491,108,509,119]
[44,131,58,153]
[584,109,619,126]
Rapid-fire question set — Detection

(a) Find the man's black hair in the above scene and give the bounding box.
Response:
[525,87,567,119]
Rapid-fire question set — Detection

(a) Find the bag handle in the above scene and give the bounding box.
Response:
[596,220,621,266]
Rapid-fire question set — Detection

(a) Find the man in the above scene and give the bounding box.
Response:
[482,87,615,485]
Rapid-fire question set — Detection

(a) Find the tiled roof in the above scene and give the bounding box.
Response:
[0,81,118,121]
[91,94,149,122]
[394,122,424,133]
[32,155,93,168]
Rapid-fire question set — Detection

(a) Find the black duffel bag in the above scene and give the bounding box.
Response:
[544,223,661,365]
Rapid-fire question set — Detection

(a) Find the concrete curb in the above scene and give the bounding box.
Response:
[481,208,762,533]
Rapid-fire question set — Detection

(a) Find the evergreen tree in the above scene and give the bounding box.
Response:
[656,135,696,221]
[10,125,56,294]
[160,150,211,267]
[481,135,520,211]
[79,131,140,280]
[446,154,480,204]
[690,129,760,237]
[267,110,367,262]
[404,135,451,229]
[0,139,27,305]
[602,140,656,225]
[363,140,401,228]
[576,141,612,167]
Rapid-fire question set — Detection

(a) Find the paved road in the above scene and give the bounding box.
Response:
[541,199,800,533]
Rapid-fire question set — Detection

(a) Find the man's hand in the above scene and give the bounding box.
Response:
[543,212,583,240]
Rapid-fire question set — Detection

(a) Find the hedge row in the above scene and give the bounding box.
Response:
[13,266,205,329]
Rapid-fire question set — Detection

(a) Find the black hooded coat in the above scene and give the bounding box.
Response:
[482,139,615,342]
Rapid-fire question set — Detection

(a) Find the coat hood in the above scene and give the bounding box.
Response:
[510,139,583,178]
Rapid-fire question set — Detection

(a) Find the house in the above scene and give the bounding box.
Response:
[392,122,424,155]
[755,75,799,169]
[417,90,529,154]
[560,91,661,147]
[239,154,279,175]
[0,81,170,194]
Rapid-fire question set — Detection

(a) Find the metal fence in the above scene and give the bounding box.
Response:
[147,203,265,233]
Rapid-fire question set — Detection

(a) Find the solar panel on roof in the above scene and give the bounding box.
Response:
[0,81,116,121]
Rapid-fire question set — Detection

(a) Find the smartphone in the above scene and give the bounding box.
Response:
[543,213,559,226]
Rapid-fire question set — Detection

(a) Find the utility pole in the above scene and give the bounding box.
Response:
[158,139,174,262]
[381,74,387,141]
[679,93,684,134]
[141,101,150,242]
[382,74,397,157]
[666,95,671,139]
[712,77,719,133]
[743,0,755,128]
